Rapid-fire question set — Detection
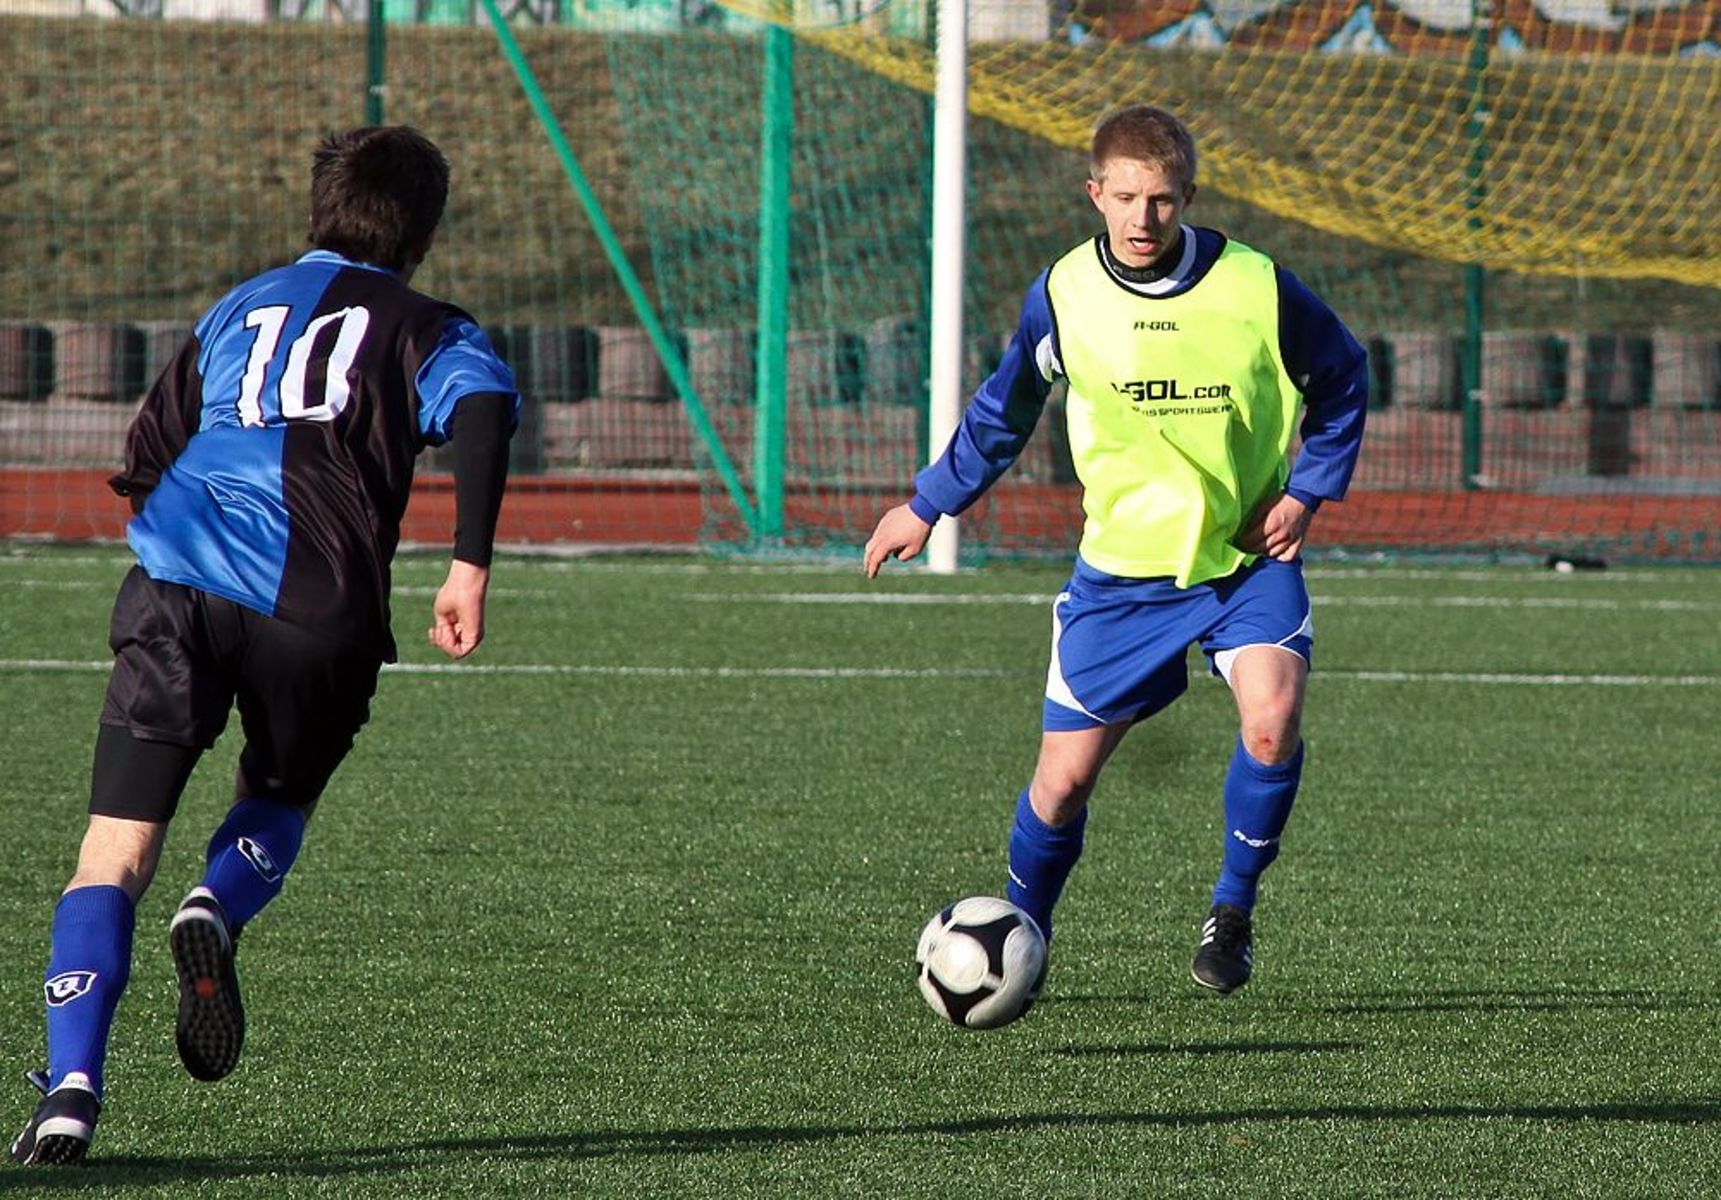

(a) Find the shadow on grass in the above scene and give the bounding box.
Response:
[1043,992,1222,1007]
[1319,988,1711,1015]
[1051,1040,1362,1057]
[6,1096,1718,1189]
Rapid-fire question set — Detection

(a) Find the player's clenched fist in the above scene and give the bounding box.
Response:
[429,560,491,659]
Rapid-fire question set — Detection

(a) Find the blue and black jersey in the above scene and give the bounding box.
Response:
[112,250,520,659]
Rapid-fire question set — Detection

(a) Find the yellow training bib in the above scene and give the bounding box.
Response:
[1047,235,1302,586]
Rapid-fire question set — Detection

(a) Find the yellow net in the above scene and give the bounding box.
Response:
[725,0,1721,288]
[3,4,1715,559]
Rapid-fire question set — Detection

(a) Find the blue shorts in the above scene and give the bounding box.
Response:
[1043,556,1313,732]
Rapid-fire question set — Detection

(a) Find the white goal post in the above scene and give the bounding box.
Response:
[925,0,967,574]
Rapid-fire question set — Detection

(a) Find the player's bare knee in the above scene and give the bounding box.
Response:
[1239,686,1302,758]
[1029,770,1098,825]
[69,817,165,900]
[1241,721,1301,765]
[66,859,157,902]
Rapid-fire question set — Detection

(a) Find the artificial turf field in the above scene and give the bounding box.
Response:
[0,544,1715,1197]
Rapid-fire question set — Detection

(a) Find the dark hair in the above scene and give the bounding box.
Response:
[1090,105,1197,190]
[309,126,449,272]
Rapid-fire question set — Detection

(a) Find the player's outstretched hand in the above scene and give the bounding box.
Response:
[1236,491,1311,562]
[863,503,934,578]
[429,559,491,659]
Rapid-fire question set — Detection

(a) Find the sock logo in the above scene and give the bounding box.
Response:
[237,836,281,882]
[1231,828,1280,850]
[44,971,97,1007]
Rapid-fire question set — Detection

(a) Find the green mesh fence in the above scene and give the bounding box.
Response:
[1,3,1717,562]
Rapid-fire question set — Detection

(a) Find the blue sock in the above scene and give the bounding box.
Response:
[199,798,307,931]
[1006,787,1087,943]
[44,885,135,1096]
[1212,737,1305,912]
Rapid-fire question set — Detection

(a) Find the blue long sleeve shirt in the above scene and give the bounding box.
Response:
[910,228,1368,531]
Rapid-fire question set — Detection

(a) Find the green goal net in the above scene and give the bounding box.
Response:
[2,1,1716,562]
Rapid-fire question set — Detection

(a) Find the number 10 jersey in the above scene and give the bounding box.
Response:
[112,249,519,659]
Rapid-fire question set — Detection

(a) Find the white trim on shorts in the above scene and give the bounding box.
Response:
[1211,606,1315,686]
[1044,591,1106,723]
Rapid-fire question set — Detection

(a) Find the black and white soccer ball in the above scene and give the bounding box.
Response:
[915,896,1047,1030]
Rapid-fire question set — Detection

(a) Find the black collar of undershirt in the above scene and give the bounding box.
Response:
[1099,229,1186,286]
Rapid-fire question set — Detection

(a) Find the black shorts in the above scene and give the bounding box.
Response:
[97,567,382,819]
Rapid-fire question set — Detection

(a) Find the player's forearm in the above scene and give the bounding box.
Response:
[1277,270,1369,505]
[913,334,1052,518]
[449,391,513,566]
[913,419,1022,519]
[1287,353,1367,503]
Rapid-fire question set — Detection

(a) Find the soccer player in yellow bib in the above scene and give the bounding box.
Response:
[865,105,1368,996]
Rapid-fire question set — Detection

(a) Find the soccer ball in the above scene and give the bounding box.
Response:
[915,896,1047,1030]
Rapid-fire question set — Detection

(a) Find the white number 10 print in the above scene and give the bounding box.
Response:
[237,304,371,426]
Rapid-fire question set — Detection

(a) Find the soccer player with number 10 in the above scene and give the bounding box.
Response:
[12,126,520,1165]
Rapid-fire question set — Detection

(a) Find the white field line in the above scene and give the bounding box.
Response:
[0,555,134,567]
[0,554,849,576]
[6,578,1708,612]
[0,658,1025,680]
[1,658,1714,687]
[0,579,552,598]
[1319,670,1717,687]
[393,586,554,598]
[0,553,1697,584]
[679,592,1718,612]
[1304,567,1676,584]
[5,578,1709,613]
[1317,595,1713,611]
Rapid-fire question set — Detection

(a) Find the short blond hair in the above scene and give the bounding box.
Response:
[1090,105,1197,189]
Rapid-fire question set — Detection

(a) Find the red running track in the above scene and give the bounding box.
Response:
[2,468,1712,559]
